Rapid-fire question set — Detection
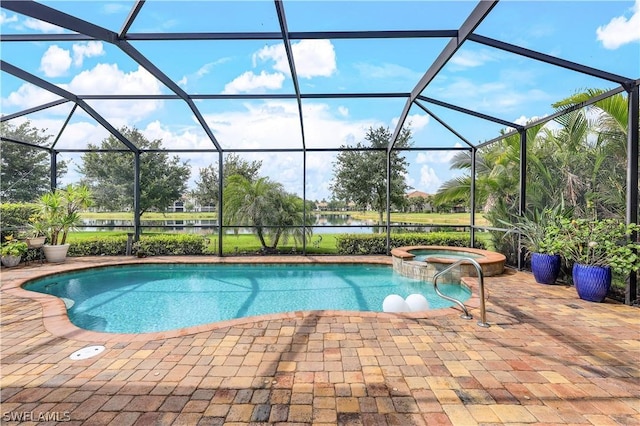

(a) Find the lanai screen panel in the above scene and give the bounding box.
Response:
[474,1,640,79]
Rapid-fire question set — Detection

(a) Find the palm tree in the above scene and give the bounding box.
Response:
[554,90,635,218]
[223,175,312,250]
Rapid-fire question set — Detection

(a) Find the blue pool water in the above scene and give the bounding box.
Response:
[410,249,483,262]
[24,264,471,333]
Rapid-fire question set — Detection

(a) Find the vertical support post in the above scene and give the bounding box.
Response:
[386,149,392,255]
[133,152,141,241]
[626,85,639,305]
[302,150,307,255]
[470,148,477,248]
[518,129,527,270]
[50,150,57,191]
[218,151,224,257]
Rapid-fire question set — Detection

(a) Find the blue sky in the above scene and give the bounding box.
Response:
[1,1,639,202]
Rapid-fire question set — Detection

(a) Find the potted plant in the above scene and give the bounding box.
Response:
[25,215,47,249]
[556,218,640,302]
[35,184,93,263]
[506,207,568,284]
[1,236,28,267]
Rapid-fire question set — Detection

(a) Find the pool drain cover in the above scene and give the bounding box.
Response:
[70,345,105,360]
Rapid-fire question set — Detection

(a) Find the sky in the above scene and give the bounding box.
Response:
[1,0,639,202]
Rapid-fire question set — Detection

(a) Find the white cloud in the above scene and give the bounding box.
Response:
[438,77,551,114]
[72,41,105,66]
[596,0,640,49]
[57,121,110,150]
[0,11,18,25]
[40,45,72,77]
[338,106,349,117]
[222,71,285,94]
[391,113,429,132]
[102,3,130,14]
[200,100,384,198]
[179,58,231,89]
[450,49,498,69]
[2,82,61,112]
[415,143,462,164]
[24,18,62,33]
[254,39,337,79]
[62,63,163,123]
[419,165,443,193]
[355,62,422,82]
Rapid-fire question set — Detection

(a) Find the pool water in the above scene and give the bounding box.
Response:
[24,264,471,333]
[410,249,483,262]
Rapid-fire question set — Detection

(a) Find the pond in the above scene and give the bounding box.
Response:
[79,214,454,235]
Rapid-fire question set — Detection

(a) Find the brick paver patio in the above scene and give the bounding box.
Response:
[1,256,638,425]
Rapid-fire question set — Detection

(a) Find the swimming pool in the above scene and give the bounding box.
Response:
[24,263,471,333]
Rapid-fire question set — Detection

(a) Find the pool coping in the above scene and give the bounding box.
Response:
[390,245,506,264]
[1,255,483,343]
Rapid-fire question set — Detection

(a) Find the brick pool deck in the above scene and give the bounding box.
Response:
[1,256,638,425]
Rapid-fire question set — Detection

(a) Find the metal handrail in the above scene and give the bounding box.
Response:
[424,256,489,328]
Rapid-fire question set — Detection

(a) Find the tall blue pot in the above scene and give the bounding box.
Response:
[572,263,612,302]
[531,253,561,284]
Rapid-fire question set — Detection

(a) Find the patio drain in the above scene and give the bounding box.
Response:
[70,345,105,360]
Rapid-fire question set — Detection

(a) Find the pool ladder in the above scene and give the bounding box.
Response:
[424,256,489,328]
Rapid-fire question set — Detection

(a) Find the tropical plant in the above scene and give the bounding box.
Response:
[1,236,28,257]
[223,175,312,251]
[34,184,94,245]
[435,88,636,266]
[503,206,572,257]
[554,218,640,276]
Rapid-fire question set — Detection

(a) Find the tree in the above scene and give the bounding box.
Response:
[78,127,190,215]
[223,175,312,251]
[331,126,413,224]
[0,121,67,202]
[433,88,635,262]
[192,154,262,209]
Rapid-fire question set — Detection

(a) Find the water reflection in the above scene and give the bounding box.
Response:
[79,214,464,235]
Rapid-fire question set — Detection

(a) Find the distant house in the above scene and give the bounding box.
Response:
[315,201,329,211]
[406,190,433,213]
[167,194,214,213]
[407,190,430,199]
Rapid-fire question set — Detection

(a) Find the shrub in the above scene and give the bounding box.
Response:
[67,236,129,256]
[335,232,485,255]
[66,234,208,257]
[0,203,38,239]
[132,234,207,256]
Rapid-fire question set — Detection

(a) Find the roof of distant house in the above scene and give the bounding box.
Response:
[407,190,431,198]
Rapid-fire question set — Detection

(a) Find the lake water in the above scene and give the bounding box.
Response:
[79,214,454,235]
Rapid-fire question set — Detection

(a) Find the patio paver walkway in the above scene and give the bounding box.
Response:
[1,256,639,425]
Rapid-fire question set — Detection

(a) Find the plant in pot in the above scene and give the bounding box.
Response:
[556,218,640,302]
[505,207,568,284]
[25,215,47,249]
[36,184,94,263]
[1,235,28,267]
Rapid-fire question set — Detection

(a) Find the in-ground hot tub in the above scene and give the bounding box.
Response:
[391,246,506,282]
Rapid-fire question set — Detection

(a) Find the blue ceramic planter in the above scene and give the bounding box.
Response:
[531,253,561,284]
[572,263,612,302]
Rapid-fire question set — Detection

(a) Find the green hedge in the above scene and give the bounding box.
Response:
[335,232,486,255]
[0,203,38,238]
[66,234,208,257]
[133,234,207,256]
[68,236,130,256]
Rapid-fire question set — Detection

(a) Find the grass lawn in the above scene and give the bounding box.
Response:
[66,230,491,255]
